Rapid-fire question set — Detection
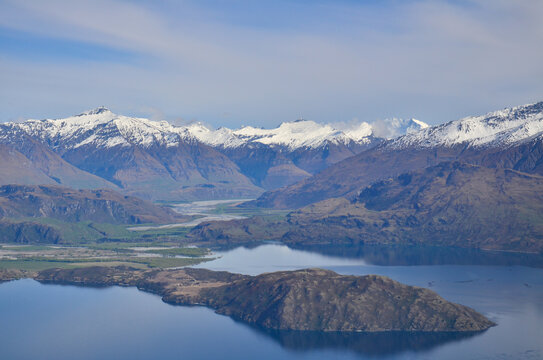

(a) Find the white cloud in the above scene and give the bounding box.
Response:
[1,0,542,127]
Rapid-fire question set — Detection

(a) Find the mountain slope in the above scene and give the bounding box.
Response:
[0,144,55,185]
[281,162,543,253]
[217,140,371,189]
[189,162,543,253]
[0,130,118,190]
[252,101,543,208]
[0,184,187,224]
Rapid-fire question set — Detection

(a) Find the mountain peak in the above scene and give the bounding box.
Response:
[409,118,429,129]
[78,107,113,116]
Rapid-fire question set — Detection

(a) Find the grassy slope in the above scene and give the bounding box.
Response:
[0,257,209,271]
[0,217,192,244]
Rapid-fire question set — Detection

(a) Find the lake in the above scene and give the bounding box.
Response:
[1,243,543,360]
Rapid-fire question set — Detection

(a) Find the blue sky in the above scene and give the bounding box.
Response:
[1,0,542,128]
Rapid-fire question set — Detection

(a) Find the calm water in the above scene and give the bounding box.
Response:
[1,244,543,360]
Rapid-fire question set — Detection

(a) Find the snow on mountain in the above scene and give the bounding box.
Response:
[9,102,542,154]
[370,118,429,139]
[5,108,428,151]
[191,118,427,149]
[410,118,430,131]
[228,120,370,149]
[5,107,197,151]
[387,102,543,150]
[183,119,378,149]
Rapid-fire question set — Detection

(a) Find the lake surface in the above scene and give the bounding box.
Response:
[1,243,543,360]
[2,199,543,359]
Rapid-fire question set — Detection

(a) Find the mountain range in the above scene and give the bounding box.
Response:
[1,101,543,252]
[0,108,427,200]
[252,101,543,209]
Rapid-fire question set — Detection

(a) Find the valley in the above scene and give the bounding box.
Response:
[1,101,543,359]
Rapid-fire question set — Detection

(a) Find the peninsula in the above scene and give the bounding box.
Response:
[0,266,496,333]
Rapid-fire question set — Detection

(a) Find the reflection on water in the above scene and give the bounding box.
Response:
[197,243,543,275]
[193,243,543,359]
[0,279,497,360]
[287,243,543,268]
[260,328,486,357]
[194,243,369,275]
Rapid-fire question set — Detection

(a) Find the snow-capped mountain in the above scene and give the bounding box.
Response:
[191,119,375,149]
[369,117,429,140]
[7,107,195,151]
[387,102,543,149]
[191,117,431,149]
[4,106,430,152]
[2,102,542,204]
[252,101,543,209]
[0,107,263,200]
[1,107,429,192]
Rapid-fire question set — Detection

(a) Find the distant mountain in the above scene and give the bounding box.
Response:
[189,119,379,188]
[1,108,260,200]
[1,108,427,198]
[252,101,543,208]
[189,162,543,253]
[0,131,118,190]
[190,117,427,188]
[190,119,375,149]
[370,117,429,139]
[0,184,186,224]
[0,184,190,244]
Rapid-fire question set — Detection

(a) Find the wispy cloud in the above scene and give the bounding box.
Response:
[1,0,542,127]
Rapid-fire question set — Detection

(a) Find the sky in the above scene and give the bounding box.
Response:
[1,0,542,128]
